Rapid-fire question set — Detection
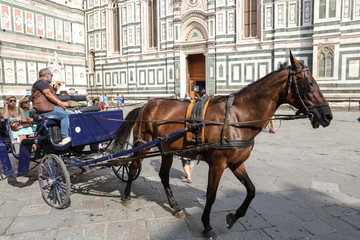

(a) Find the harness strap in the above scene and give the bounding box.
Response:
[177,138,254,156]
[185,101,196,141]
[220,94,235,144]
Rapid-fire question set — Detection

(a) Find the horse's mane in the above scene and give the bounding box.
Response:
[234,62,290,96]
[210,62,290,104]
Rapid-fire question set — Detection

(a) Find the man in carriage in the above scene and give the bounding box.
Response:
[31,68,71,146]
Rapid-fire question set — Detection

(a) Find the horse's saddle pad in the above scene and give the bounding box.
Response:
[185,96,210,143]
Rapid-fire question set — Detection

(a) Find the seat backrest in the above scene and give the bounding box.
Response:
[4,121,20,156]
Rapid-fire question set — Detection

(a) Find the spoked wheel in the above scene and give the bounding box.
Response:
[38,154,71,209]
[112,162,142,182]
[266,119,282,132]
[111,142,142,182]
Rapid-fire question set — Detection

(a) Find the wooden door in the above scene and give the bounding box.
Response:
[187,54,205,99]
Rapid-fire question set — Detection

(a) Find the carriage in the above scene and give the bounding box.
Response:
[0,107,144,208]
[1,53,333,239]
[0,105,204,209]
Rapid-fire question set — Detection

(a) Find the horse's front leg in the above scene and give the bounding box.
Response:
[226,163,255,229]
[159,154,184,218]
[202,163,225,239]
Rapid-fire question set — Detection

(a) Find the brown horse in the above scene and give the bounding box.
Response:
[113,53,332,238]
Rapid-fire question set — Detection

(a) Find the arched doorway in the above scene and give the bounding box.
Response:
[187,54,205,99]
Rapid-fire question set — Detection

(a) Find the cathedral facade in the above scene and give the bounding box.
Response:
[1,0,360,99]
[86,0,360,98]
[0,0,86,97]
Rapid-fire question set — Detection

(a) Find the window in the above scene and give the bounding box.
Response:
[112,3,120,52]
[318,47,334,78]
[219,65,223,78]
[319,0,336,19]
[148,0,158,48]
[244,0,257,38]
[88,51,95,73]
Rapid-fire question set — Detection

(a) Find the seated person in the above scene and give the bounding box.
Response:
[19,97,37,130]
[31,68,71,146]
[0,96,35,144]
[93,98,105,111]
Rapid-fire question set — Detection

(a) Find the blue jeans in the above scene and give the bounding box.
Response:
[41,106,71,138]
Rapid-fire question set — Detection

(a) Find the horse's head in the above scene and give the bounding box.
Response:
[286,52,333,128]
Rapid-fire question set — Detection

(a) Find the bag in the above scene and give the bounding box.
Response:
[66,100,87,108]
[9,120,21,131]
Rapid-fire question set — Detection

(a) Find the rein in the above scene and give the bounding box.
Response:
[82,112,307,127]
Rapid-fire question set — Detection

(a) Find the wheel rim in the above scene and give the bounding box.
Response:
[38,154,71,208]
[111,142,141,182]
[112,162,142,182]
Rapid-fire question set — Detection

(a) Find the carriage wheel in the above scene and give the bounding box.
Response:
[266,119,282,131]
[112,162,142,182]
[111,141,142,182]
[38,154,71,209]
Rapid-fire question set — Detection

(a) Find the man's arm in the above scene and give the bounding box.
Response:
[42,89,68,109]
[53,81,61,92]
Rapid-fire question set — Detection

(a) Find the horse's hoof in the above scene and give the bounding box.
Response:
[173,210,185,218]
[203,229,217,240]
[122,198,131,207]
[226,213,237,229]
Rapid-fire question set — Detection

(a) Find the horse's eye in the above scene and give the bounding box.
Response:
[309,81,313,87]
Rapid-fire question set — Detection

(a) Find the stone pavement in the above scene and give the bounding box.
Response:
[0,109,359,240]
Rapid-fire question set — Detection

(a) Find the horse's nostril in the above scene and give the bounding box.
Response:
[325,113,333,122]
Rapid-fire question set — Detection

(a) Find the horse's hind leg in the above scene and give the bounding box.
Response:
[226,164,255,229]
[202,164,225,239]
[159,154,184,218]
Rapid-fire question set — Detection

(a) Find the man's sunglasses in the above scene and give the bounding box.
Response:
[9,99,16,103]
[23,101,30,104]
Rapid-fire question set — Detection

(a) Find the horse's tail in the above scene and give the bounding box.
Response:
[112,107,142,153]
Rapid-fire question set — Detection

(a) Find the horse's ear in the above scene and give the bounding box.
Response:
[289,51,302,71]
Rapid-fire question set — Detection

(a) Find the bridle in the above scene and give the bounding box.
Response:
[286,64,329,120]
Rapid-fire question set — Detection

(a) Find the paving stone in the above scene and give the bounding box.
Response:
[106,220,150,240]
[309,229,360,240]
[150,204,175,218]
[83,223,106,240]
[321,205,359,217]
[238,209,272,231]
[0,218,12,236]
[300,220,337,235]
[127,205,154,221]
[182,205,204,217]
[340,213,360,228]
[326,192,360,206]
[0,235,11,240]
[211,196,240,212]
[71,207,127,225]
[291,208,332,221]
[259,211,303,226]
[183,215,204,238]
[4,229,58,240]
[0,201,24,218]
[251,192,302,215]
[262,222,312,239]
[279,189,342,209]
[311,181,340,193]
[18,204,51,217]
[56,226,83,240]
[6,215,68,234]
[321,216,356,231]
[147,217,192,240]
[78,198,106,211]
[235,229,273,240]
